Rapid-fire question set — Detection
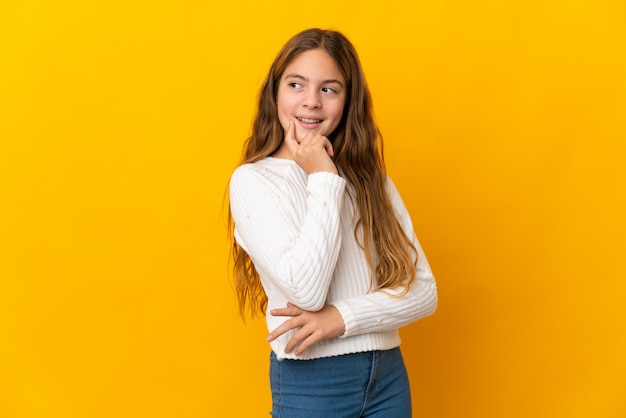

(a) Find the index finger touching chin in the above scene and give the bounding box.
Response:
[286,120,299,143]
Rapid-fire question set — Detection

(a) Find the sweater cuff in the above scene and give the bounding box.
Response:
[330,300,357,338]
[307,172,346,197]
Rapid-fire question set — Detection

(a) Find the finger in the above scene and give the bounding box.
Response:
[283,120,299,156]
[286,302,302,310]
[270,303,302,317]
[269,307,300,317]
[266,317,301,342]
[293,332,319,356]
[324,140,334,158]
[286,119,296,141]
[285,327,314,354]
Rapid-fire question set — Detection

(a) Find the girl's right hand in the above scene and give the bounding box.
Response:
[267,303,346,356]
[284,120,338,175]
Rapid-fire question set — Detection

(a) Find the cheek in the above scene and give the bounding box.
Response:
[278,113,292,133]
[330,102,346,126]
[276,97,290,131]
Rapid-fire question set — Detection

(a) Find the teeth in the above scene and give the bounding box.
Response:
[297,117,322,124]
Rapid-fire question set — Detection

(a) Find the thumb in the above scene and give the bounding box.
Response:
[325,140,334,158]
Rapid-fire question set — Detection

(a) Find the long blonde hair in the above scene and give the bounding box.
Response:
[230,28,417,318]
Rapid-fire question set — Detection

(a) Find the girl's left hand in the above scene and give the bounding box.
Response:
[267,303,346,356]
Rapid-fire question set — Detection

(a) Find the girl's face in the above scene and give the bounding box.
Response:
[277,49,346,139]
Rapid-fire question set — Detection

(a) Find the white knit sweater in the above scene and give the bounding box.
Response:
[230,157,438,360]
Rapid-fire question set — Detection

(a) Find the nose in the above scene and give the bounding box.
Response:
[302,89,321,109]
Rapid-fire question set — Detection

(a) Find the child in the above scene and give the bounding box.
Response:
[229,28,438,417]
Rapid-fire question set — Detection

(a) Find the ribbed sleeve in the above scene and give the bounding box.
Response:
[230,159,346,311]
[229,158,437,360]
[331,178,438,337]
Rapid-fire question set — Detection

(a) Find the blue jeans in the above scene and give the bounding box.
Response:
[269,347,411,418]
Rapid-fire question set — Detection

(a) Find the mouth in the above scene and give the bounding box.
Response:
[296,116,323,124]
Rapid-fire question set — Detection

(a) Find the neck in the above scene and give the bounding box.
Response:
[271,142,293,160]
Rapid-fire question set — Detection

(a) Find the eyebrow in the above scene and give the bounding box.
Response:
[284,73,344,87]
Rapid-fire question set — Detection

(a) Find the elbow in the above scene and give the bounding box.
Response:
[425,283,438,317]
[279,272,331,312]
[282,284,327,311]
[428,289,438,316]
[411,279,438,320]
[288,294,326,312]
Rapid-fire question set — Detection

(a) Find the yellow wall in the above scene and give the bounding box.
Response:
[1,1,624,417]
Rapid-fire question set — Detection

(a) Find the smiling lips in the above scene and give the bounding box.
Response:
[296,116,323,125]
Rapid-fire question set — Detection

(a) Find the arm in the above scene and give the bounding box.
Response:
[229,165,346,311]
[268,243,436,355]
[268,177,438,354]
[335,176,438,335]
[333,178,438,337]
[331,236,437,337]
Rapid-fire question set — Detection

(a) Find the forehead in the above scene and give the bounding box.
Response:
[282,49,345,82]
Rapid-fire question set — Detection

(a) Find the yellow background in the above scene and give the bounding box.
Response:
[1,0,625,417]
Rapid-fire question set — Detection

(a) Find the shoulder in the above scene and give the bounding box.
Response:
[230,161,260,183]
[383,175,401,198]
[230,157,304,196]
[383,175,411,218]
[232,157,293,181]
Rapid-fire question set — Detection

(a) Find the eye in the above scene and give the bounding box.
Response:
[289,82,302,89]
[321,86,337,94]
